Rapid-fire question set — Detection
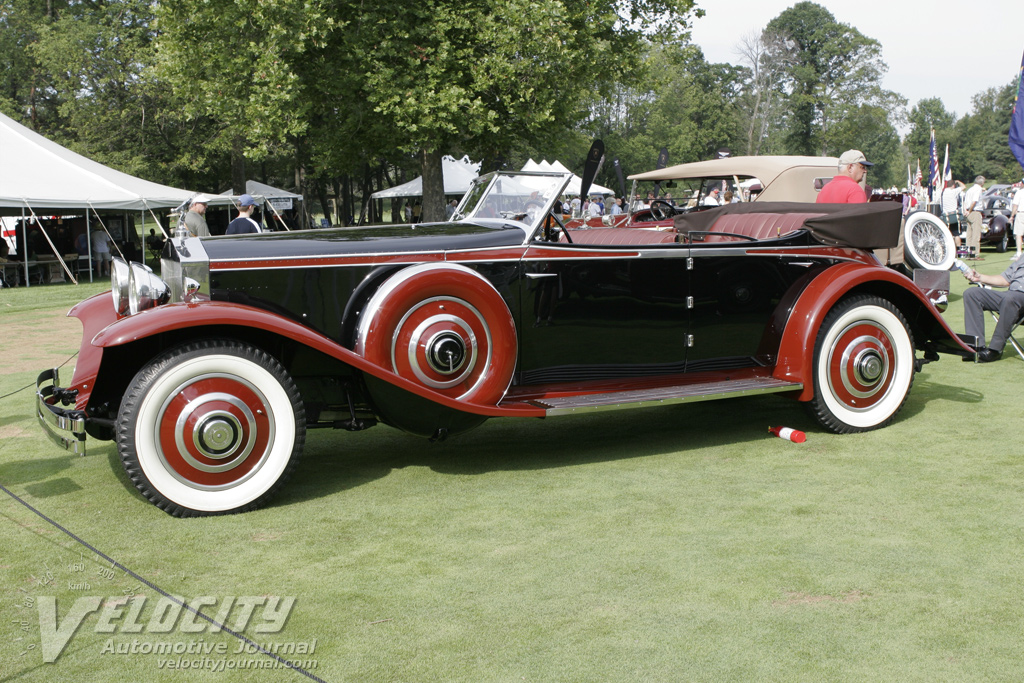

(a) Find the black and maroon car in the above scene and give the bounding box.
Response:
[37,170,974,517]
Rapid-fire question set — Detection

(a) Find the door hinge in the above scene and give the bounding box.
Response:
[687,296,694,309]
[687,334,694,348]
[687,257,693,271]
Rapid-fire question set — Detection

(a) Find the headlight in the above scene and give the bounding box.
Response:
[112,256,170,316]
[127,262,170,315]
[111,257,131,316]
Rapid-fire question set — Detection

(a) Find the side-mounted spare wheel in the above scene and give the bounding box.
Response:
[808,294,915,433]
[355,263,517,406]
[116,340,305,517]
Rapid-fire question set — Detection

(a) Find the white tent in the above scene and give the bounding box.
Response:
[0,111,194,212]
[370,155,480,199]
[0,111,199,286]
[521,159,616,197]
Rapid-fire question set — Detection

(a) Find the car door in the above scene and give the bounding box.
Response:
[516,239,692,385]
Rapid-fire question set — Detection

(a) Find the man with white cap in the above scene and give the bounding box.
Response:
[816,150,873,203]
[184,194,211,237]
[226,194,262,234]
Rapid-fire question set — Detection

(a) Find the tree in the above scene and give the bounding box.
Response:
[764,2,898,157]
[156,0,700,222]
[955,82,1020,183]
[734,29,795,156]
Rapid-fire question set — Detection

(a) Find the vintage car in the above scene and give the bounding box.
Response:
[978,189,1014,252]
[37,170,974,517]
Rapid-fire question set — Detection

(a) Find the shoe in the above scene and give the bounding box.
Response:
[978,347,1002,363]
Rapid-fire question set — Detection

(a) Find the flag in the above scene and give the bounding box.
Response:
[907,164,912,191]
[914,160,922,188]
[927,129,939,201]
[943,143,952,185]
[1011,48,1024,171]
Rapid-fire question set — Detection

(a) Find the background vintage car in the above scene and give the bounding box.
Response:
[37,171,973,517]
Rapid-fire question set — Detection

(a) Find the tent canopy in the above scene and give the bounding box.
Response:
[0,111,195,214]
[521,159,615,197]
[370,155,480,199]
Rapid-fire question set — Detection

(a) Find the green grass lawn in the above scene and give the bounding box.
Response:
[1,253,1022,682]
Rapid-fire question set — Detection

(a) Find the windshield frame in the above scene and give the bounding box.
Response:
[453,170,572,241]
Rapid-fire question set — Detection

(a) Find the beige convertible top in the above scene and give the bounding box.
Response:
[628,155,841,203]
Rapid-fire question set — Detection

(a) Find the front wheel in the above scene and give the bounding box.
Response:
[116,341,305,517]
[807,295,915,433]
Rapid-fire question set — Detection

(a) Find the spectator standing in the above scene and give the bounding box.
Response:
[91,228,112,277]
[446,199,458,219]
[702,188,721,206]
[1010,180,1024,259]
[570,195,581,217]
[816,150,872,203]
[609,197,623,215]
[226,194,262,234]
[963,176,985,260]
[588,197,602,217]
[184,194,211,237]
[941,179,966,255]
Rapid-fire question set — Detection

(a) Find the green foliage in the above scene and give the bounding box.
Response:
[765,2,900,159]
[953,83,1021,183]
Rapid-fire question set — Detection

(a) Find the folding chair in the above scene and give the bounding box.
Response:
[990,310,1024,360]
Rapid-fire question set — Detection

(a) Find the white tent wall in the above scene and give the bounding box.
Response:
[521,159,615,197]
[0,111,203,286]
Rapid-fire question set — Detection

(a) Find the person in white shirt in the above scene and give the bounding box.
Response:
[702,188,721,206]
[1010,180,1024,259]
[963,176,985,260]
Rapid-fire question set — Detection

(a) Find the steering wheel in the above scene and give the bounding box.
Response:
[649,199,675,221]
[539,211,572,243]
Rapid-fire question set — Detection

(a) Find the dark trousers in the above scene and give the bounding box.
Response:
[963,286,1024,351]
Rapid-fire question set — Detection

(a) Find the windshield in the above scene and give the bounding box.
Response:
[454,171,572,235]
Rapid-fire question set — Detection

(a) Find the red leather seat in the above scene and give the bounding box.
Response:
[699,212,823,242]
[563,228,678,245]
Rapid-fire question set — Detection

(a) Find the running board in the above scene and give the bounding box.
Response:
[508,376,802,416]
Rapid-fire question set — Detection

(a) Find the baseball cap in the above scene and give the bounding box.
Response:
[239,193,256,207]
[838,150,874,167]
[191,194,212,205]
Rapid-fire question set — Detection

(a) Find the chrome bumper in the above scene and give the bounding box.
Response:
[36,369,87,455]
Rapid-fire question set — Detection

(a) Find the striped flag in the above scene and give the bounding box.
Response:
[943,144,952,185]
[915,160,922,188]
[1011,48,1024,170]
[928,129,939,201]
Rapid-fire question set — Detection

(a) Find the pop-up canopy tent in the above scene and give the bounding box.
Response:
[370,155,481,199]
[0,111,199,286]
[521,159,615,197]
[216,181,304,230]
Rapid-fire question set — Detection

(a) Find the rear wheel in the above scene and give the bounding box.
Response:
[116,341,305,517]
[808,295,915,433]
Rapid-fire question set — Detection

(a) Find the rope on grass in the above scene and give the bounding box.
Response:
[0,482,328,683]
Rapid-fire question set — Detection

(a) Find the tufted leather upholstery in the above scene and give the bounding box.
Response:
[562,228,678,245]
[697,212,823,242]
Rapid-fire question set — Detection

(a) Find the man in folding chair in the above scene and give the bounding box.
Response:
[960,257,1024,362]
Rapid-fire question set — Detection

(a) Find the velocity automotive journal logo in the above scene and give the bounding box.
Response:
[11,556,305,665]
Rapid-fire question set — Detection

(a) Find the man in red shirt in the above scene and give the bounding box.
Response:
[817,150,873,203]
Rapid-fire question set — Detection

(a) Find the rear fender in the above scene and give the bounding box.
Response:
[773,263,972,401]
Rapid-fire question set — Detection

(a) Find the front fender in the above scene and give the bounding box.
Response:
[773,262,972,401]
[90,300,542,418]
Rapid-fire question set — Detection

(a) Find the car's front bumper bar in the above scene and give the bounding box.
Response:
[36,368,87,455]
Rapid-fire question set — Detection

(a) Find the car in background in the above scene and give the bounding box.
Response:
[978,190,1014,252]
[37,170,973,517]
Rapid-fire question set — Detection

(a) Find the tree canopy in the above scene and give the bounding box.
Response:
[1,0,1020,224]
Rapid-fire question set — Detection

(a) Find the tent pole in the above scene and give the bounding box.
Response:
[87,211,94,283]
[20,206,28,288]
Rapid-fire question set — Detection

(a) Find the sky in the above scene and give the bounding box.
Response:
[688,0,1023,120]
